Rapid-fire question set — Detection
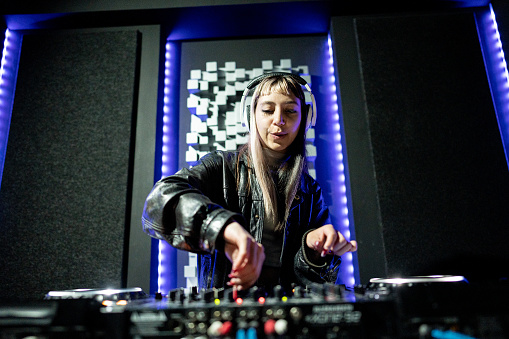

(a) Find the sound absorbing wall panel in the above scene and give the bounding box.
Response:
[0,30,140,299]
[333,12,509,283]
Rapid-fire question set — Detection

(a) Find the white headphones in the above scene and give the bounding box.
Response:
[239,72,317,131]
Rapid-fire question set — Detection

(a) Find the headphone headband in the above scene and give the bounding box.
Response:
[245,72,309,90]
[239,72,317,131]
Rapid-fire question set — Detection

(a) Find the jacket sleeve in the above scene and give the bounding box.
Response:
[294,230,342,285]
[293,177,342,285]
[141,152,244,254]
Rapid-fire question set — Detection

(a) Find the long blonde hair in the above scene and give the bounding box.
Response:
[240,74,308,232]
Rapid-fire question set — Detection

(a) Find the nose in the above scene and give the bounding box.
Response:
[273,108,285,126]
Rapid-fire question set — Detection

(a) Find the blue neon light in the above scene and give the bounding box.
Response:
[156,40,179,294]
[475,4,509,168]
[326,34,357,287]
[0,29,22,190]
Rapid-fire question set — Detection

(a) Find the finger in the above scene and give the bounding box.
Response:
[228,272,257,290]
[231,245,247,272]
[322,230,337,252]
[309,229,325,249]
[332,239,359,256]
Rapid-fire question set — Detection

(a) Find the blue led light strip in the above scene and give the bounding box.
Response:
[326,34,356,287]
[475,4,509,167]
[0,29,22,189]
[157,41,179,294]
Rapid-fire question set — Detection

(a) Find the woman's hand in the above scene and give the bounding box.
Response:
[222,222,265,290]
[306,224,357,257]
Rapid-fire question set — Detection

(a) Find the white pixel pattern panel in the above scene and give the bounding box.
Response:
[185,59,317,176]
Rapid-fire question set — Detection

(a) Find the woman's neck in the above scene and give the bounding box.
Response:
[263,148,290,169]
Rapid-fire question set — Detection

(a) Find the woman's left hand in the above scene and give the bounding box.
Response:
[305,224,357,257]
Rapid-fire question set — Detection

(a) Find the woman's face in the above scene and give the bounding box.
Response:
[254,91,302,153]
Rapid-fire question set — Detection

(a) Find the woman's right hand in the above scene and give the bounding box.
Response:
[222,222,265,290]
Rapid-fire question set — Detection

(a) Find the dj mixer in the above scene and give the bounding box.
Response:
[1,276,508,338]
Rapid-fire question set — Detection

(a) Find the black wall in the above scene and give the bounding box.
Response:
[1,1,508,292]
[333,11,509,283]
[0,30,140,299]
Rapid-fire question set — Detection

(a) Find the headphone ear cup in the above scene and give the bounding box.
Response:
[305,104,312,130]
[245,105,251,130]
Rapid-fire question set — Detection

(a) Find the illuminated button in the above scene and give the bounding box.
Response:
[102,300,113,307]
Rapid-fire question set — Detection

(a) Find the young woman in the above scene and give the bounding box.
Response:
[142,73,357,291]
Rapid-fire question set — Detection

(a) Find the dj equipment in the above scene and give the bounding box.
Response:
[2,276,508,338]
[239,72,317,132]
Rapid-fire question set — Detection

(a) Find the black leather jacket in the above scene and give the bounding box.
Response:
[142,150,341,289]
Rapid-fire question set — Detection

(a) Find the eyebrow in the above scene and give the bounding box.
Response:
[259,100,299,105]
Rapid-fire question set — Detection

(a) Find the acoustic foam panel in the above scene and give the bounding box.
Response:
[352,12,509,282]
[0,30,140,299]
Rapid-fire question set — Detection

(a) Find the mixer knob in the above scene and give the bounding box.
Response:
[207,320,223,337]
[290,307,303,321]
[236,321,248,339]
[273,285,285,299]
[246,327,257,339]
[250,286,259,301]
[274,319,288,335]
[236,329,246,339]
[274,308,286,319]
[293,286,304,298]
[228,289,235,302]
[247,309,259,320]
[201,289,214,303]
[220,321,233,336]
[191,286,200,301]
[169,289,177,301]
[196,310,207,322]
[214,287,225,300]
[222,309,233,321]
[196,322,207,334]
[264,319,276,335]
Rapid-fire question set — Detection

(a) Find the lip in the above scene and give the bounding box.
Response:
[270,132,287,139]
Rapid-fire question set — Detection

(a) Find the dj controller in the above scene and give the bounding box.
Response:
[1,276,508,338]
